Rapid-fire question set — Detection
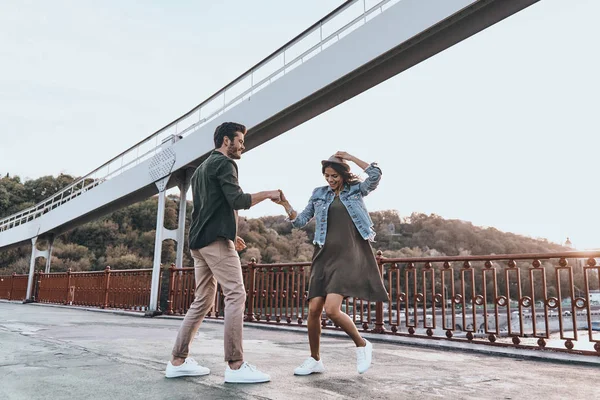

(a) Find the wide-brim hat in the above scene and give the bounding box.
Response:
[321,155,350,170]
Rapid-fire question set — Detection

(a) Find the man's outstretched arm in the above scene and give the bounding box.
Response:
[218,161,280,209]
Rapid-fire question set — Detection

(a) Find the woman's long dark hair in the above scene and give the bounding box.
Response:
[321,162,361,186]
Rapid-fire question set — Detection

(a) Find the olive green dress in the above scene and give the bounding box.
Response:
[308,196,388,302]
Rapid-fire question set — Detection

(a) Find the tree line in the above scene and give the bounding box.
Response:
[3,172,588,300]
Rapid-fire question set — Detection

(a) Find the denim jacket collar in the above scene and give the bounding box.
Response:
[325,184,350,195]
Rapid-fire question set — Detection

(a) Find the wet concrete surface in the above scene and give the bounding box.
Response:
[0,302,597,400]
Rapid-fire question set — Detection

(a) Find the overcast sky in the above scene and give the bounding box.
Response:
[1,0,599,249]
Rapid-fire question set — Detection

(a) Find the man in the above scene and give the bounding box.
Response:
[165,122,280,383]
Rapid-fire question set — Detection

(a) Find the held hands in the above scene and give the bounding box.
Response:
[275,189,295,218]
[278,189,288,204]
[264,188,292,214]
[273,189,289,208]
[267,190,282,203]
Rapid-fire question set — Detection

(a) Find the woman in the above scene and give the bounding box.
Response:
[277,151,388,376]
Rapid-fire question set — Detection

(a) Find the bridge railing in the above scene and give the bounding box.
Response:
[166,260,312,324]
[9,249,599,355]
[32,267,157,311]
[0,0,400,234]
[166,251,600,356]
[0,273,28,301]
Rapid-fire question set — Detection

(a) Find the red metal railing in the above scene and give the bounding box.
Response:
[0,273,28,301]
[7,249,599,356]
[106,268,155,310]
[167,266,197,316]
[248,260,310,324]
[35,267,158,311]
[166,260,311,324]
[167,251,600,356]
[37,271,70,304]
[378,251,600,355]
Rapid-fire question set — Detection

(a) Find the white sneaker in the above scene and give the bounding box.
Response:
[294,357,325,376]
[224,362,271,383]
[356,339,373,374]
[165,357,210,378]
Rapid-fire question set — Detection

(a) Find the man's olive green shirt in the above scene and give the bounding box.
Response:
[188,150,252,250]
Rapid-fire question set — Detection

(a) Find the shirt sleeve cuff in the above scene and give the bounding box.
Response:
[242,193,252,209]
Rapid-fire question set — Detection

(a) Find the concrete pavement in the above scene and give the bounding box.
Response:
[0,301,597,400]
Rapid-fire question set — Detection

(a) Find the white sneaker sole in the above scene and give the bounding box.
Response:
[224,377,271,384]
[165,370,210,378]
[294,368,325,376]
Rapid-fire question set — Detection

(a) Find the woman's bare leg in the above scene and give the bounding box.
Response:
[307,297,325,360]
[324,294,366,347]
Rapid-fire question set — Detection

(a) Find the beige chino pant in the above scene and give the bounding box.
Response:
[171,238,245,362]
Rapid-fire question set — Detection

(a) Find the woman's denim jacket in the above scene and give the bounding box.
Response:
[290,163,382,246]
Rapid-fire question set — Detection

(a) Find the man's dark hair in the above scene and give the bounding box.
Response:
[214,122,246,148]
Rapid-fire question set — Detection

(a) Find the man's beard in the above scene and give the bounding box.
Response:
[227,144,241,159]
